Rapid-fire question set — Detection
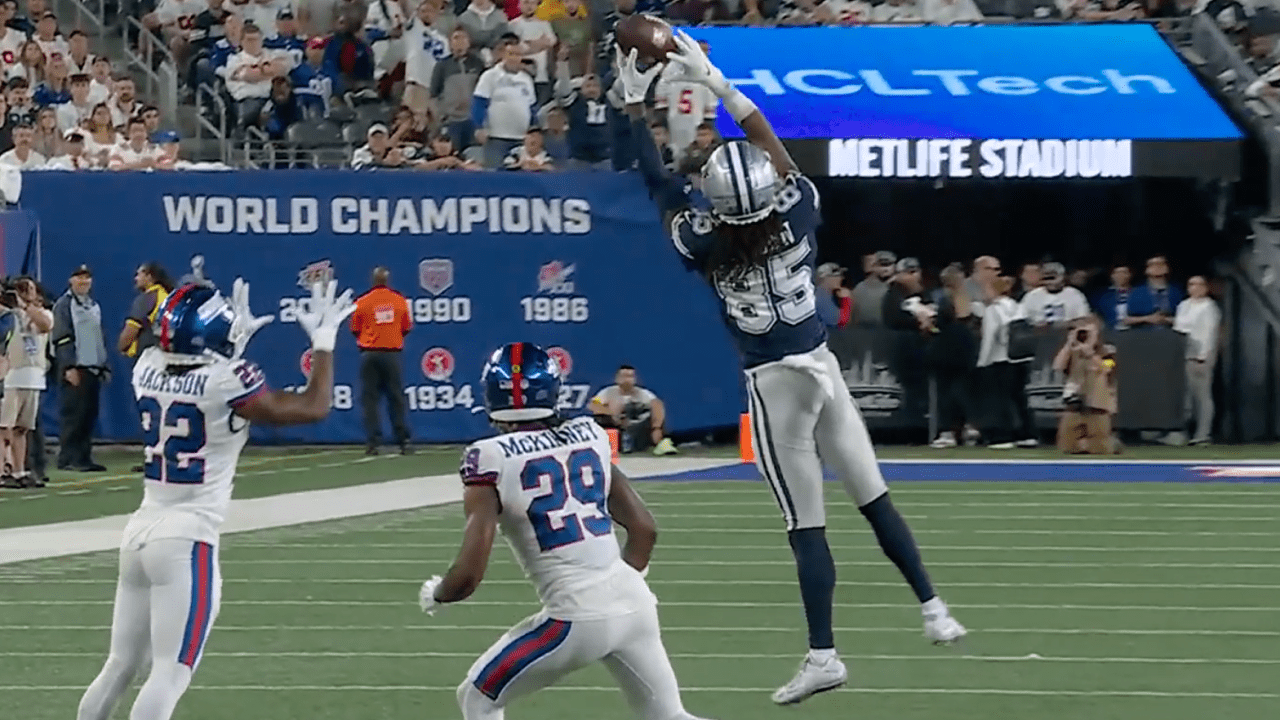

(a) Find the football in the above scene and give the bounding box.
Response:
[615,14,678,65]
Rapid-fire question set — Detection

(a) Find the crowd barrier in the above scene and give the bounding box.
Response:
[18,171,1191,444]
[20,171,744,443]
[828,325,1189,432]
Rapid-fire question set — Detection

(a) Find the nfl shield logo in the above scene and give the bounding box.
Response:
[422,347,456,382]
[419,259,454,296]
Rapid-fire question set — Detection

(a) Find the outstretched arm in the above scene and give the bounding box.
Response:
[665,31,797,177]
[607,463,657,572]
[433,485,500,603]
[616,46,688,216]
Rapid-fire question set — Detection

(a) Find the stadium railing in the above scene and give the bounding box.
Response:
[121,16,179,129]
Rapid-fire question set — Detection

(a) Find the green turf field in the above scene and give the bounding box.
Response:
[1,479,1277,719]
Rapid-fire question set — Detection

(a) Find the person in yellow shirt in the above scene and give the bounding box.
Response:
[535,0,588,22]
[117,262,173,360]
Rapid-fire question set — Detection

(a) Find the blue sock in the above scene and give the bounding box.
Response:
[787,527,836,650]
[860,493,936,604]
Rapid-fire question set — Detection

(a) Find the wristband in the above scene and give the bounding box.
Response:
[722,88,758,123]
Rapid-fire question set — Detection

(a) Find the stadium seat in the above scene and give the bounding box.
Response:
[327,104,357,125]
[355,104,390,128]
[286,121,343,148]
[341,123,367,146]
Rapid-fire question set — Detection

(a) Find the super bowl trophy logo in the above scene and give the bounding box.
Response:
[843,351,903,416]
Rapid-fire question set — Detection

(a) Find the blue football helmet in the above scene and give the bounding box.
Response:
[481,342,562,423]
[155,283,236,361]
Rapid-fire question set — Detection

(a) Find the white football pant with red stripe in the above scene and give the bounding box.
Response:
[77,537,221,720]
[458,604,712,720]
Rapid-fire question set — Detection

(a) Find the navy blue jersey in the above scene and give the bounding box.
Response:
[564,92,612,163]
[670,173,826,368]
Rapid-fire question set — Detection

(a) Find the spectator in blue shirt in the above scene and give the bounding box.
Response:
[33,57,71,106]
[265,7,306,64]
[260,76,304,139]
[291,36,336,118]
[322,5,377,99]
[1093,264,1134,330]
[1125,255,1184,330]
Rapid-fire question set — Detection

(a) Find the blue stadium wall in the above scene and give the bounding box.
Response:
[21,171,745,444]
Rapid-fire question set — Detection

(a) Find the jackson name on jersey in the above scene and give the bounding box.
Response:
[128,346,267,542]
[459,415,654,620]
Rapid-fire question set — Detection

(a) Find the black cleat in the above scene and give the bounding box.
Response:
[400,443,414,456]
[365,445,379,456]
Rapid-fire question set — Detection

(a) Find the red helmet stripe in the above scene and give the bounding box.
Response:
[159,284,196,350]
[510,342,524,409]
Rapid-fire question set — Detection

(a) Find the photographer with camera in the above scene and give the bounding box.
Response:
[0,276,53,488]
[1053,316,1120,455]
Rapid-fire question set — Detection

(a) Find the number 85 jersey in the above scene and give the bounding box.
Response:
[459,415,655,620]
[671,172,826,369]
[129,347,266,542]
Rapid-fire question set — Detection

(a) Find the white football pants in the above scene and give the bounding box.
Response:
[458,604,710,720]
[77,537,222,720]
[745,343,889,530]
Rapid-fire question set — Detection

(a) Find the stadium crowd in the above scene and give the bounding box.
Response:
[817,252,1222,451]
[0,0,1257,170]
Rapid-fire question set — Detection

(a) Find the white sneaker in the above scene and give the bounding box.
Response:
[988,442,1015,450]
[963,426,981,446]
[1015,438,1039,448]
[771,651,847,705]
[930,432,957,449]
[922,598,967,645]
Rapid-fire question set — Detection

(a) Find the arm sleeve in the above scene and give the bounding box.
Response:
[51,296,76,370]
[837,295,853,328]
[459,443,501,487]
[223,358,268,408]
[631,116,689,214]
[429,60,447,97]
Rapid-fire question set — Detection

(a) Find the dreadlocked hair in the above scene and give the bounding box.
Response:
[704,213,789,285]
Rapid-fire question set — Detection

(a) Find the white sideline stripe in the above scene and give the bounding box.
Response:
[345,527,1280,537]
[225,542,1280,553]
[5,625,1276,636]
[621,513,1280,522]
[638,486,1280,495]
[9,579,1277,589]
[645,501,1280,509]
[6,651,1277,665]
[3,600,1268,612]
[213,559,1280,569]
[0,685,1272,698]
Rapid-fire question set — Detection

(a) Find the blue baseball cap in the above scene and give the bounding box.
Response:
[151,130,180,144]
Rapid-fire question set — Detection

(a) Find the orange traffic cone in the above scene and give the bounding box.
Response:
[739,413,754,463]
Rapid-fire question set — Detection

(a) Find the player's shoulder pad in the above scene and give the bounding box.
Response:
[221,358,267,408]
[670,206,715,261]
[459,441,501,488]
[777,172,819,214]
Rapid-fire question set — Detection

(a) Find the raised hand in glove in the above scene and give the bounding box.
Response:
[295,279,356,353]
[228,278,274,360]
[614,46,664,105]
[664,30,731,97]
[419,575,443,615]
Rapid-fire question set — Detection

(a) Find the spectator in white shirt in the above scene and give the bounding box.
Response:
[1173,276,1220,445]
[509,0,555,104]
[472,36,536,169]
[0,124,47,168]
[108,116,162,170]
[145,0,206,73]
[504,126,553,170]
[87,56,111,105]
[83,102,121,166]
[32,105,59,157]
[0,4,24,79]
[238,0,286,39]
[1020,262,1090,327]
[873,0,924,21]
[922,0,982,22]
[365,0,408,82]
[352,122,412,169]
[44,127,93,170]
[65,29,94,76]
[224,23,290,128]
[9,41,44,85]
[403,0,449,121]
[107,75,139,130]
[32,12,67,64]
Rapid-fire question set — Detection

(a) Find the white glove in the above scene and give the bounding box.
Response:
[419,575,443,615]
[614,46,664,105]
[295,279,356,353]
[664,30,731,97]
[228,278,274,360]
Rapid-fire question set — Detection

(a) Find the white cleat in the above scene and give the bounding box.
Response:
[771,652,847,705]
[923,598,968,645]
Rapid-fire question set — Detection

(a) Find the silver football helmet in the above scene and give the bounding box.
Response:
[700,141,780,225]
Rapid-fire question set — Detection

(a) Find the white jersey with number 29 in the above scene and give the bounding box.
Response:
[128,347,267,543]
[459,415,655,620]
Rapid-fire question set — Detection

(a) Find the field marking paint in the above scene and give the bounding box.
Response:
[8,579,1276,589]
[4,625,1276,636]
[211,559,1280,569]
[224,542,1280,553]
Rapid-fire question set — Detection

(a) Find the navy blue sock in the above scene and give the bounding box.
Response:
[860,493,936,603]
[787,527,837,650]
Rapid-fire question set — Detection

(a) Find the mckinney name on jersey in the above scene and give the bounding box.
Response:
[459,415,654,620]
[669,172,826,368]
